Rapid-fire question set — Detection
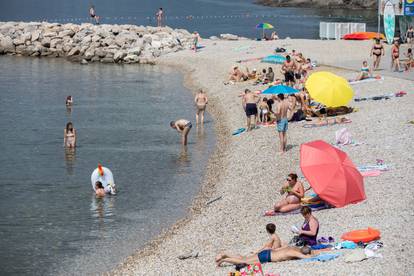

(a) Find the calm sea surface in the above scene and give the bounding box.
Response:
[0,0,377,39]
[0,56,215,275]
[0,0,377,275]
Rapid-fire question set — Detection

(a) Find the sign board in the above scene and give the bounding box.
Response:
[405,0,414,15]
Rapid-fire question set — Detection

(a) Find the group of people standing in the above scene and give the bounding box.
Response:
[170,89,208,146]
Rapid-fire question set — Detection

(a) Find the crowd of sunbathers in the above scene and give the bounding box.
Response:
[227,49,313,89]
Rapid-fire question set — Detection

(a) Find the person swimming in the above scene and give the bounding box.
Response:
[95,181,105,197]
[64,122,76,148]
[65,96,73,106]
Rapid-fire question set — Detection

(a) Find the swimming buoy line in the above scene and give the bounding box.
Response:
[31,13,367,25]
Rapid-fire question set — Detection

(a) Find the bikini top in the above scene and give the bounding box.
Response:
[361,66,369,72]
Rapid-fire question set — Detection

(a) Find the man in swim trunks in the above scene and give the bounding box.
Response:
[282,55,297,87]
[275,93,290,153]
[242,89,259,131]
[194,89,208,124]
[215,246,311,266]
[170,119,192,145]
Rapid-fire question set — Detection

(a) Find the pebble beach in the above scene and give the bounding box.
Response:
[111,38,414,275]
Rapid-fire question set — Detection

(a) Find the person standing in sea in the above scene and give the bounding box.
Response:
[156,8,164,27]
[170,119,192,146]
[275,94,290,153]
[195,89,208,124]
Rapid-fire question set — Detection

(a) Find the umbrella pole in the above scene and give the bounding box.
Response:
[262,29,264,39]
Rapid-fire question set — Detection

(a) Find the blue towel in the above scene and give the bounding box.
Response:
[311,244,332,250]
[301,253,341,263]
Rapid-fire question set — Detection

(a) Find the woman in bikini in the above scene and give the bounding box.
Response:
[194,89,208,124]
[273,173,304,213]
[370,38,384,70]
[406,26,414,47]
[64,122,76,148]
[403,48,414,71]
[391,40,401,72]
[355,60,372,81]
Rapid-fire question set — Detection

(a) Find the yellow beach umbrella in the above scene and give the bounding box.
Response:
[305,71,354,107]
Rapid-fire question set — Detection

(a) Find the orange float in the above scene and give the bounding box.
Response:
[341,227,381,243]
[343,32,385,40]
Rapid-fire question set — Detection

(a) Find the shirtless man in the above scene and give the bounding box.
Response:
[282,55,297,87]
[252,223,284,255]
[242,89,259,131]
[275,93,290,153]
[156,8,164,27]
[170,119,192,145]
[194,89,208,124]
[216,246,311,266]
[229,66,247,82]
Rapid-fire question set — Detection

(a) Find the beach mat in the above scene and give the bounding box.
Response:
[264,203,329,216]
[349,76,384,85]
[300,252,342,263]
[303,119,351,128]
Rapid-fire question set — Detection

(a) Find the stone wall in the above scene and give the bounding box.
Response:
[0,22,194,64]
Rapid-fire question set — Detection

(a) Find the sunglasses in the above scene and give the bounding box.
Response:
[287,178,292,181]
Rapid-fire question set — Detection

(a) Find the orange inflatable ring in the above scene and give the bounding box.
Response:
[341,227,381,243]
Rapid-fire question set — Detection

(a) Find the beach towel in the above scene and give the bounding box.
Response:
[264,203,329,216]
[357,164,389,172]
[311,244,333,250]
[303,118,352,128]
[349,76,384,85]
[360,170,382,177]
[301,253,342,263]
[354,91,406,102]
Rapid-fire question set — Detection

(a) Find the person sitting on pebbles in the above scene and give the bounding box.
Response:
[228,66,248,83]
[273,173,304,213]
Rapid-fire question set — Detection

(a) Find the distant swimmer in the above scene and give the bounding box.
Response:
[95,181,105,197]
[170,119,192,145]
[195,89,208,124]
[64,122,76,148]
[65,96,73,106]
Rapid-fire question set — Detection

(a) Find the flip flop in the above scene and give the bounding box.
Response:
[318,237,329,243]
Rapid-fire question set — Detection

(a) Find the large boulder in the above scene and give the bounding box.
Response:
[220,33,238,40]
[95,48,107,58]
[22,32,32,42]
[43,31,57,38]
[41,37,51,48]
[31,30,41,42]
[0,36,15,53]
[123,54,139,63]
[127,46,142,56]
[67,46,80,56]
[151,40,162,49]
[13,37,26,46]
[58,29,75,38]
[84,47,95,60]
[113,50,126,62]
[50,38,62,49]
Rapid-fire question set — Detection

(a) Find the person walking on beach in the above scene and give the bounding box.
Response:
[195,89,208,124]
[371,38,384,70]
[275,93,290,153]
[192,32,200,52]
[156,8,164,27]
[242,89,259,131]
[170,119,192,146]
[89,5,99,24]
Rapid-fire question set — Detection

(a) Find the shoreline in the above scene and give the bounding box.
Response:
[254,0,376,9]
[110,61,231,274]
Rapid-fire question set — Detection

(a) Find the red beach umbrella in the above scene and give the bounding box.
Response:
[300,140,365,208]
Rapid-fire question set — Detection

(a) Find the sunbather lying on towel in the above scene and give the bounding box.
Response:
[303,117,351,128]
[215,246,312,266]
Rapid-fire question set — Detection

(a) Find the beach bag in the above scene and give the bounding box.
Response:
[289,235,306,246]
[275,47,286,53]
[335,128,352,145]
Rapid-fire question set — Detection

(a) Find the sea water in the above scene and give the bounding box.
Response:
[0,56,215,275]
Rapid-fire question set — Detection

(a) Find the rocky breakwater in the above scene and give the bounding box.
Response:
[0,22,194,64]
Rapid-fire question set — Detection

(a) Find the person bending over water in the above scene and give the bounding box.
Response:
[273,173,304,213]
[64,122,76,148]
[170,119,192,145]
[95,181,105,197]
[292,206,319,246]
[216,246,311,266]
[194,89,208,124]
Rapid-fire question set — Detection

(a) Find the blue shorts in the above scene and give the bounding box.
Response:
[257,249,271,264]
[277,118,288,132]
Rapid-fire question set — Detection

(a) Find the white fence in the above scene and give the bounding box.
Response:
[320,22,366,40]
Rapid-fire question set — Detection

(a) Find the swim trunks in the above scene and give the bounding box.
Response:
[245,103,258,117]
[258,249,271,264]
[285,71,295,83]
[277,118,288,132]
[185,122,192,129]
